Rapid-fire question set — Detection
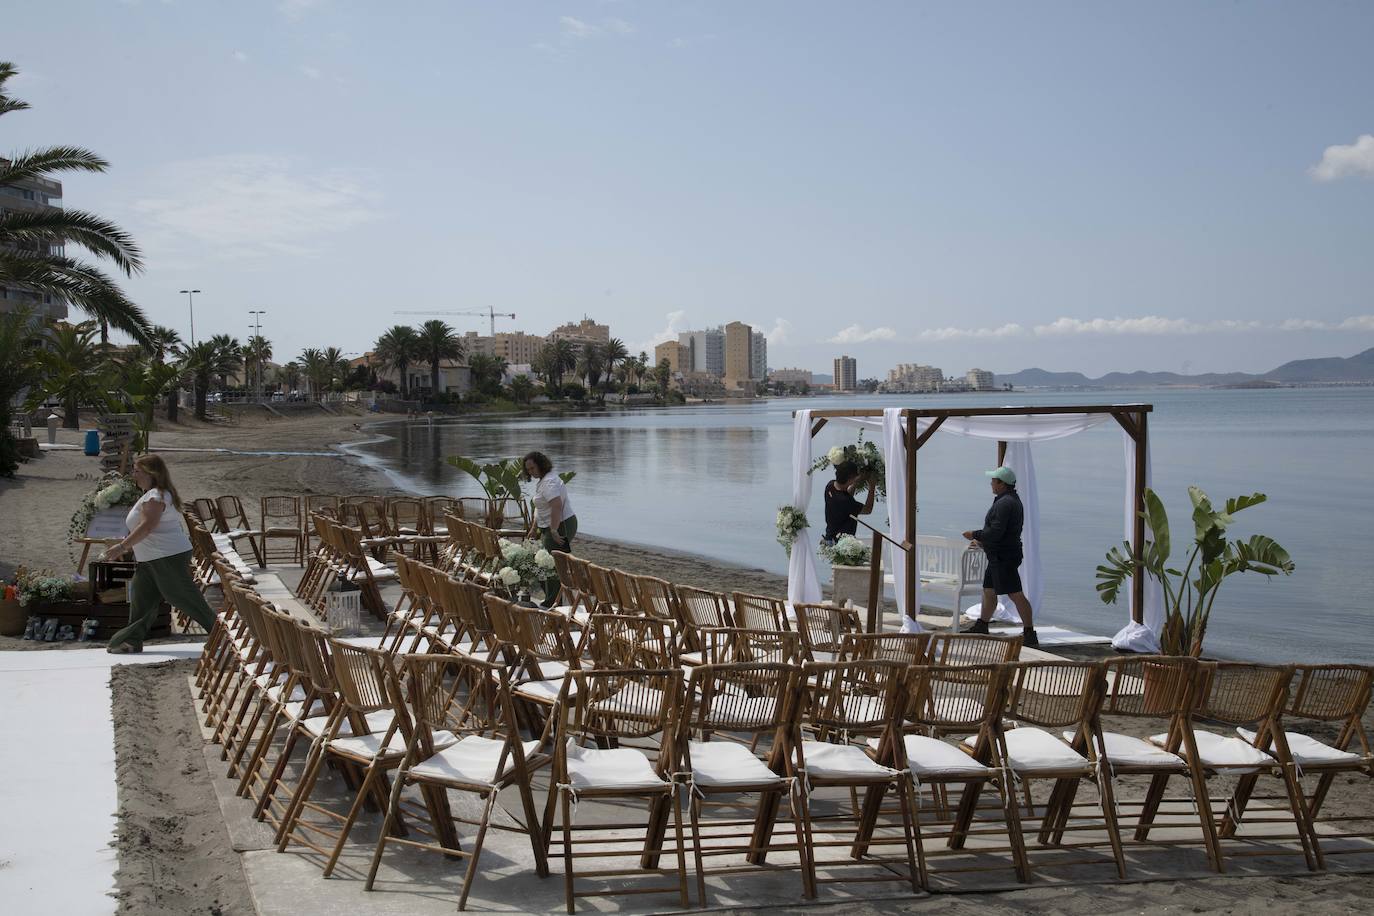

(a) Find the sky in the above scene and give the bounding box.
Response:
[6,0,1374,377]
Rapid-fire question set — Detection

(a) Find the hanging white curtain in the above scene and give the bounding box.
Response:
[788,409,823,606]
[882,408,922,631]
[1112,431,1164,652]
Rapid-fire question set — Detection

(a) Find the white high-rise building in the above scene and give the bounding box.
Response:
[678,327,725,375]
[750,330,767,380]
[966,368,996,390]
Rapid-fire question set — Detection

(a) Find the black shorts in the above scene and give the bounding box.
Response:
[983,555,1024,595]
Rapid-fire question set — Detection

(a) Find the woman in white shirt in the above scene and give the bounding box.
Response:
[521,450,577,608]
[100,454,218,653]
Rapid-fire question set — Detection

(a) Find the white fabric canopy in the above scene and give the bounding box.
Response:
[1111,431,1165,652]
[789,408,1163,642]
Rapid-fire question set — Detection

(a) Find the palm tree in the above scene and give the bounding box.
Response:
[577,342,606,393]
[243,335,272,396]
[206,334,242,392]
[417,320,464,402]
[280,361,301,393]
[467,353,508,397]
[0,63,151,345]
[0,309,42,476]
[508,374,535,405]
[322,346,349,391]
[602,337,629,387]
[373,325,420,398]
[545,339,578,389]
[298,348,328,400]
[32,321,111,429]
[179,339,239,419]
[632,352,649,387]
[141,325,183,422]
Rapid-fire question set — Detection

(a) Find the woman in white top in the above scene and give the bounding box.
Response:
[521,450,577,608]
[100,454,218,653]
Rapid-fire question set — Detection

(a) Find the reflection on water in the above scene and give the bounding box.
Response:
[355,389,1374,664]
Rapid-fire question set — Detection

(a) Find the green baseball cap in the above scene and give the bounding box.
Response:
[985,466,1016,485]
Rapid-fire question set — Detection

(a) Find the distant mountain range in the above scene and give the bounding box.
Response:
[995,346,1374,389]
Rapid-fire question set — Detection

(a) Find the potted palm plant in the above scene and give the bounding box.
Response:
[1097,486,1294,659]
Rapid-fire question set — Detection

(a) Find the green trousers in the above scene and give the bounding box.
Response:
[538,516,578,603]
[108,550,218,649]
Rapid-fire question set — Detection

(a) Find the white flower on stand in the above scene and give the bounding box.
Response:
[827,446,847,465]
[534,549,555,570]
[499,567,522,587]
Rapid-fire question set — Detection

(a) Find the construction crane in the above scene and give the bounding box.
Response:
[393,307,516,336]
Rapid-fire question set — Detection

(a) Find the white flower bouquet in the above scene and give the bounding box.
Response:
[495,538,546,596]
[809,430,886,498]
[776,505,810,556]
[67,472,143,564]
[820,534,871,567]
[14,566,79,606]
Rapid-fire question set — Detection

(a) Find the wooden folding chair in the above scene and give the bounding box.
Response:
[1139,662,1318,872]
[675,585,734,665]
[731,591,791,633]
[632,574,679,622]
[260,496,306,566]
[794,659,921,895]
[926,631,1021,666]
[545,668,690,913]
[1225,663,1373,865]
[192,496,226,533]
[584,614,678,670]
[365,653,552,910]
[216,495,266,566]
[837,631,930,665]
[677,662,809,904]
[793,602,862,663]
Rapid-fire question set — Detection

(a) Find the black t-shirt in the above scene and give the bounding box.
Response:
[824,481,863,541]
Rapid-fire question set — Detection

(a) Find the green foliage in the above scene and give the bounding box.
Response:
[445,455,577,527]
[0,309,41,476]
[1096,486,1294,655]
[374,325,420,397]
[29,320,113,428]
[113,356,181,451]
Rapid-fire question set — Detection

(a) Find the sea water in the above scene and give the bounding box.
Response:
[355,388,1374,664]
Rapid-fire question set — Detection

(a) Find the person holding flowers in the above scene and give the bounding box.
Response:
[521,450,577,608]
[823,459,876,545]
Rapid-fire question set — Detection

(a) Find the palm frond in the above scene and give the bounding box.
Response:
[0,254,151,346]
[0,207,144,275]
[0,146,109,185]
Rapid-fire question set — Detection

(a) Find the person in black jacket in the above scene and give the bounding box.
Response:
[961,466,1038,648]
[822,461,876,544]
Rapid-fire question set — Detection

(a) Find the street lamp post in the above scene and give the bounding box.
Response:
[248,310,266,401]
[179,289,201,345]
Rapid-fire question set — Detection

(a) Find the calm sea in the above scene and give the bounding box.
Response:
[353,388,1374,664]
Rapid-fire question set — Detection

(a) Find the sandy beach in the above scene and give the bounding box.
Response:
[3,411,1371,914]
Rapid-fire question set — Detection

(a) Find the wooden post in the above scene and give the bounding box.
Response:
[996,440,1007,466]
[866,527,883,632]
[1131,411,1148,625]
[905,410,918,626]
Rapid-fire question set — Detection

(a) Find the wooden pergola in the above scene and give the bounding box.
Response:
[801,403,1154,629]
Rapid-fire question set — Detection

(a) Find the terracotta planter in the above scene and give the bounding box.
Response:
[830,564,872,609]
[0,599,27,637]
[1140,659,1188,714]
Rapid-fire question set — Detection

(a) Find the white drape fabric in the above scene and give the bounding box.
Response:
[788,409,823,606]
[1111,431,1164,652]
[787,408,1160,642]
[881,408,921,632]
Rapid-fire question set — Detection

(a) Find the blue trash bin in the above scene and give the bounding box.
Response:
[83,430,100,456]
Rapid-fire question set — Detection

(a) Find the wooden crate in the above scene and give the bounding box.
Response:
[21,599,170,641]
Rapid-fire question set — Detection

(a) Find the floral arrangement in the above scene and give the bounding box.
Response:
[820,534,871,567]
[776,505,809,556]
[14,566,79,606]
[809,431,886,498]
[496,538,556,596]
[67,472,141,563]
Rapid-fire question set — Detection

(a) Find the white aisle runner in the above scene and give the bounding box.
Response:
[0,644,204,916]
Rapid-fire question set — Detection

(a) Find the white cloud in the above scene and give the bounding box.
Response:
[668,37,689,49]
[560,16,600,39]
[1310,134,1374,181]
[917,323,1026,341]
[232,50,249,63]
[629,310,689,357]
[279,0,327,20]
[604,17,635,35]
[127,154,381,265]
[830,324,897,344]
[759,317,793,347]
[299,64,322,80]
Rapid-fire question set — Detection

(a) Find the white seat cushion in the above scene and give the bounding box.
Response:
[332,727,456,760]
[900,734,990,778]
[1237,727,1363,767]
[564,741,666,790]
[1151,730,1276,772]
[514,678,571,704]
[409,735,542,785]
[680,651,705,665]
[802,741,898,780]
[290,708,394,738]
[333,635,383,648]
[1078,731,1186,769]
[688,741,783,787]
[977,727,1087,773]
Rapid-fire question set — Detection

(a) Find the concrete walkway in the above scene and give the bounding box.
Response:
[0,644,205,916]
